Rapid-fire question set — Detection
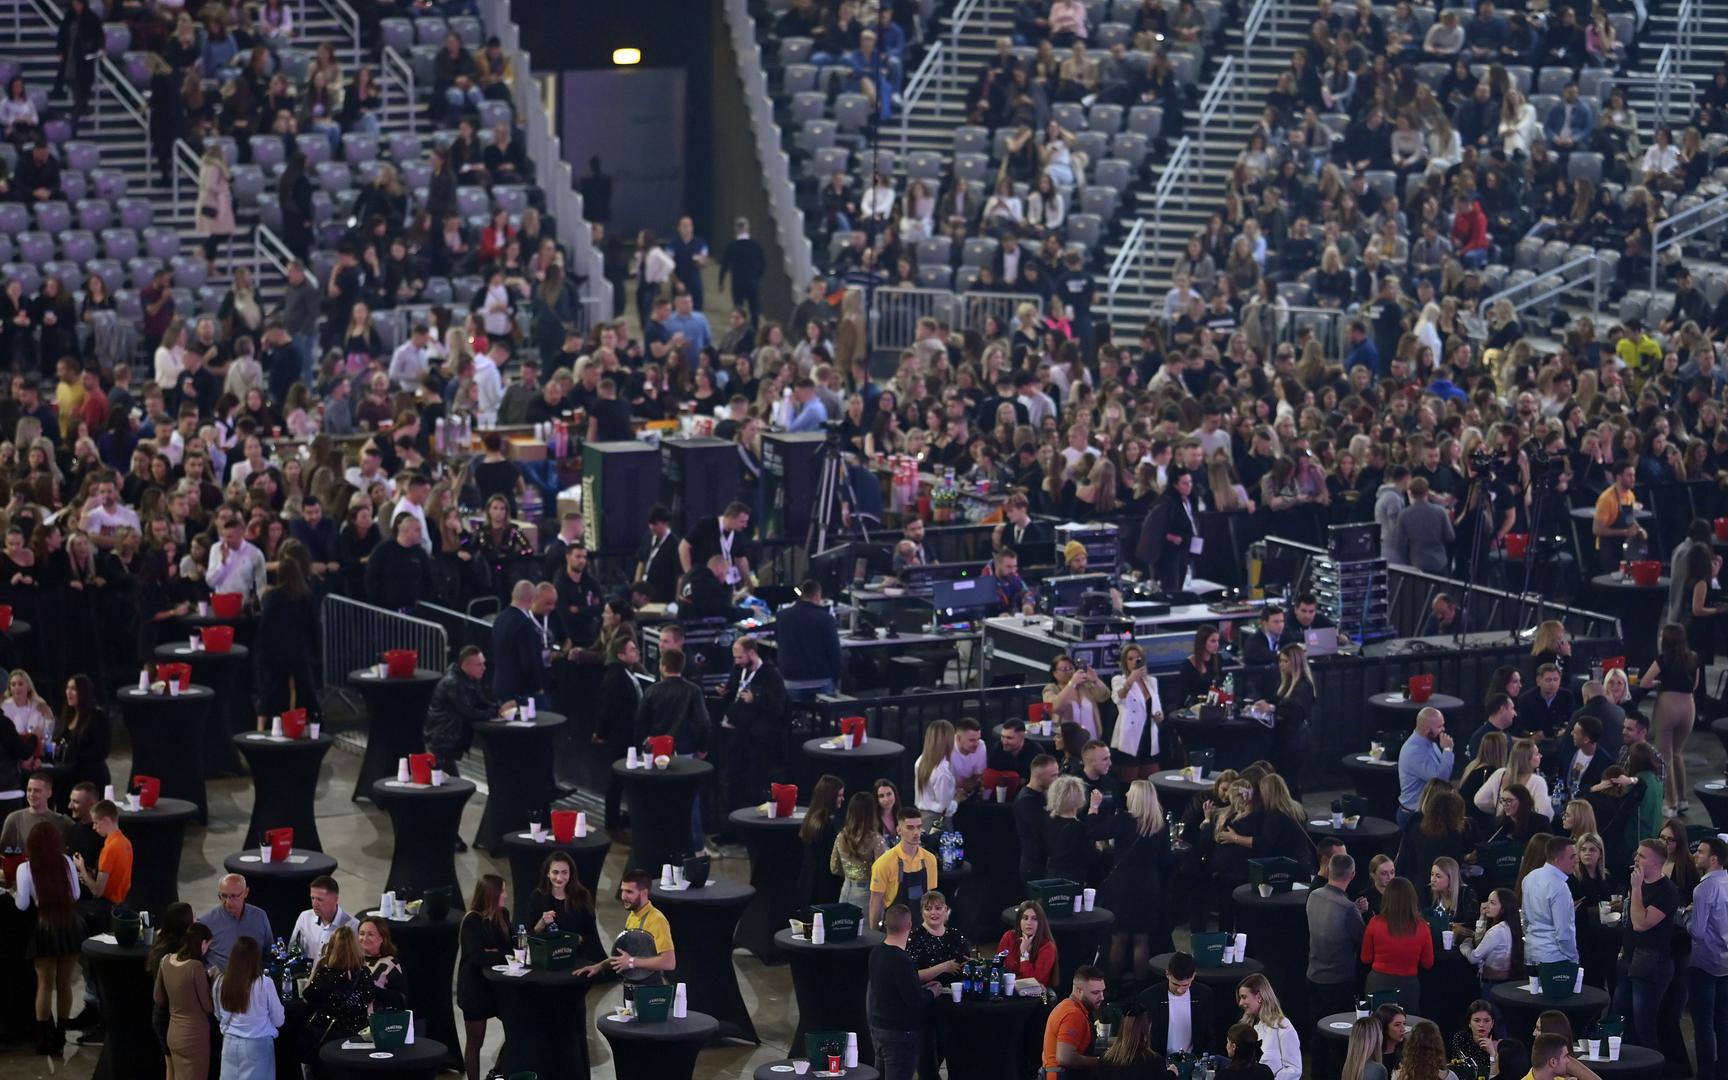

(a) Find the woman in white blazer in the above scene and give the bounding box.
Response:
[1110,642,1164,781]
[1238,973,1303,1080]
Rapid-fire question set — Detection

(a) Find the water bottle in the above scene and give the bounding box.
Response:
[515,924,527,958]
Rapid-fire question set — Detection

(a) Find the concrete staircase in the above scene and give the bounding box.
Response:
[891,0,1020,160]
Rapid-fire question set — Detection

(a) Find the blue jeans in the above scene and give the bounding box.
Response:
[872,1027,920,1080]
[219,1032,276,1079]
[445,85,483,110]
[1613,949,1674,1048]
[1460,248,1488,269]
[1691,968,1728,1080]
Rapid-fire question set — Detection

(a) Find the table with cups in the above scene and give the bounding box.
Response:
[83,934,160,1080]
[483,961,595,1079]
[117,796,200,915]
[1487,978,1611,1030]
[611,754,715,876]
[754,1060,880,1080]
[1365,691,1466,728]
[799,735,906,802]
[775,926,884,1067]
[175,604,259,648]
[154,639,252,776]
[234,728,333,850]
[1000,903,1115,993]
[1589,573,1670,669]
[470,708,567,851]
[933,993,1046,1080]
[1560,1042,1664,1078]
[1316,1010,1430,1042]
[1339,751,1405,821]
[1230,882,1312,1025]
[1696,778,1728,828]
[1301,813,1400,858]
[223,847,338,937]
[358,907,462,1072]
[1150,767,1218,816]
[317,1037,449,1079]
[346,666,443,803]
[369,776,475,899]
[650,877,758,1042]
[1166,709,1271,771]
[1150,951,1263,1037]
[729,804,808,963]
[118,683,217,824]
[497,820,610,914]
[596,1006,719,1080]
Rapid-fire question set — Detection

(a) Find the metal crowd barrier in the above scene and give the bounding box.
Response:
[320,594,450,692]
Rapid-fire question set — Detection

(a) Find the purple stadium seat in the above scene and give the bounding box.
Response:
[123,52,151,87]
[127,257,164,291]
[0,204,27,235]
[33,202,72,234]
[101,228,139,262]
[422,277,452,304]
[43,261,81,290]
[492,186,527,216]
[0,236,11,264]
[355,161,387,185]
[42,119,72,146]
[314,162,353,193]
[478,100,512,130]
[88,260,123,293]
[310,250,338,285]
[2,264,41,294]
[117,198,153,230]
[0,62,17,86]
[342,134,379,164]
[59,172,86,202]
[258,202,283,230]
[115,291,142,323]
[104,23,131,58]
[77,199,113,231]
[230,165,265,203]
[170,256,207,290]
[448,16,481,47]
[296,134,333,166]
[415,16,448,44]
[380,18,414,52]
[401,161,432,190]
[455,186,488,219]
[198,285,225,313]
[250,136,286,169]
[61,232,98,265]
[386,133,420,163]
[209,137,239,166]
[17,233,54,265]
[64,142,100,174]
[88,168,127,200]
[142,227,179,261]
[311,191,334,226]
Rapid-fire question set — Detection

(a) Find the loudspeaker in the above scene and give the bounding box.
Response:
[660,436,739,533]
[581,441,660,553]
[762,431,826,538]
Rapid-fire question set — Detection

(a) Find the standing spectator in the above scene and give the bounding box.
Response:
[254,559,320,732]
[1360,877,1435,1013]
[277,152,314,261]
[207,515,267,606]
[13,822,82,1054]
[153,923,215,1079]
[213,937,284,1077]
[200,873,273,971]
[869,903,940,1080]
[1308,851,1367,1019]
[1613,838,1679,1050]
[55,673,110,792]
[720,217,766,324]
[1043,965,1107,1073]
[424,647,507,788]
[667,216,709,311]
[364,516,432,612]
[1521,835,1580,964]
[301,926,378,1074]
[1686,836,1728,1080]
[1397,707,1455,824]
[194,145,235,264]
[52,0,102,115]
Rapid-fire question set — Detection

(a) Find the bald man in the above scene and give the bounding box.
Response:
[492,579,548,707]
[199,873,273,970]
[1396,705,1455,825]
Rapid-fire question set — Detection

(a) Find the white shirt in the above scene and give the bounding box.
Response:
[213,974,285,1040]
[480,284,513,337]
[288,905,356,959]
[2,698,52,741]
[472,353,505,415]
[1472,766,1553,819]
[389,340,431,392]
[154,346,186,389]
[12,854,80,911]
[343,466,396,498]
[82,502,141,542]
[1256,1019,1303,1080]
[1166,991,1193,1055]
[206,539,267,604]
[1110,671,1163,760]
[912,755,958,817]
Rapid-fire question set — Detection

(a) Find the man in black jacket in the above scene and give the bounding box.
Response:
[719,217,767,325]
[636,647,713,855]
[424,647,510,850]
[868,904,939,1080]
[774,580,845,693]
[717,636,788,809]
[365,515,432,611]
[1515,663,1575,738]
[678,555,750,622]
[633,505,683,604]
[554,544,606,646]
[988,719,1037,779]
[1013,756,1059,879]
[1138,951,1216,1059]
[1561,713,1612,795]
[491,581,547,708]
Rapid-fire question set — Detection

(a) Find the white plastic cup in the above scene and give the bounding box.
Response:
[189,635,200,652]
[198,601,209,617]
[168,681,180,697]
[271,716,283,737]
[672,864,685,887]
[397,757,411,783]
[1193,767,1205,781]
[793,1062,810,1075]
[1528,975,1541,993]
[1588,1039,1602,1059]
[1083,888,1096,912]
[661,863,675,887]
[1222,943,1236,964]
[766,799,778,819]
[575,811,589,837]
[430,769,445,787]
[530,821,545,841]
[381,892,393,916]
[1443,930,1455,950]
[1258,883,1273,897]
[1609,1037,1622,1061]
[950,983,963,1002]
[373,662,386,679]
[308,722,321,739]
[626,746,641,768]
[1331,812,1344,828]
[1234,932,1247,958]
[103,785,115,801]
[127,793,141,812]
[1072,894,1083,914]
[1003,973,1017,994]
[1598,900,1612,921]
[997,785,1008,803]
[259,844,272,864]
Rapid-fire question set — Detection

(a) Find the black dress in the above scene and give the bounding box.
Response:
[1103,816,1170,937]
[456,910,509,1018]
[796,815,843,907]
[302,965,378,1066]
[906,924,971,980]
[1174,654,1223,707]
[1042,812,1109,885]
[524,891,605,966]
[254,586,320,720]
[56,707,111,791]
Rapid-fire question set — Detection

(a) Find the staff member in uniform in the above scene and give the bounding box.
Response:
[679,502,754,587]
[868,807,939,928]
[717,635,788,809]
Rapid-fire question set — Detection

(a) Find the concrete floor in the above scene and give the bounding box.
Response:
[2,697,1719,1080]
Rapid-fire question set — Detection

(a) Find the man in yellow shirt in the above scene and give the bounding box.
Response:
[1614,320,1661,373]
[1591,460,1646,572]
[53,356,86,442]
[577,869,676,983]
[868,807,939,928]
[1523,1032,1575,1080]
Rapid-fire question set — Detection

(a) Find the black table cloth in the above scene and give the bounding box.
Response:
[318,1037,449,1080]
[471,710,567,851]
[1698,779,1728,829]
[84,936,163,1080]
[1150,951,1262,1038]
[176,609,259,649]
[951,799,1021,942]
[611,756,714,875]
[155,641,252,776]
[755,1061,881,1080]
[369,777,475,900]
[1149,771,1216,817]
[118,684,216,824]
[1590,574,1670,670]
[729,805,807,964]
[347,668,442,803]
[234,731,333,850]
[932,995,1043,1080]
[1340,753,1404,820]
[1230,882,1313,1031]
[650,879,758,1042]
[0,900,36,1041]
[223,848,338,937]
[775,927,884,1067]
[1166,711,1270,770]
[358,907,461,1071]
[1713,717,1728,757]
[1565,1045,1665,1078]
[1418,945,1481,1041]
[1365,691,1466,726]
[1315,1011,1430,1042]
[497,827,611,912]
[119,796,199,915]
[483,963,594,1079]
[1000,906,1115,991]
[1487,980,1610,1029]
[1302,814,1401,858]
[596,1009,719,1080]
[800,737,906,799]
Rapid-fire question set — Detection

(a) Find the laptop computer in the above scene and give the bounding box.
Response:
[1303,627,1341,657]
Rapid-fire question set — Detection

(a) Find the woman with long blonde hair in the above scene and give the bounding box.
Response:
[912,719,958,828]
[1104,779,1169,983]
[1473,737,1552,819]
[1236,972,1302,1080]
[1340,1015,1387,1080]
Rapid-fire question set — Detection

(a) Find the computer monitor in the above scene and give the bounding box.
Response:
[902,561,988,590]
[1038,573,1113,615]
[931,577,1000,620]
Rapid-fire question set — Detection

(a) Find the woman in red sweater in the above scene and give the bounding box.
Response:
[1360,877,1434,1014]
[997,900,1059,989]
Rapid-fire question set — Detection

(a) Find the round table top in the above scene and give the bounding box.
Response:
[802,736,905,760]
[1000,905,1115,931]
[1696,779,1728,798]
[1343,752,1401,772]
[473,710,568,735]
[357,907,462,932]
[728,805,809,831]
[610,756,715,781]
[1316,1012,1429,1041]
[774,927,885,954]
[597,1009,720,1042]
[118,684,215,704]
[347,667,444,686]
[934,993,1044,1016]
[479,963,594,990]
[1487,980,1611,1013]
[649,879,755,907]
[1303,815,1400,841]
[83,935,152,961]
[225,848,338,879]
[3,618,30,636]
[234,731,334,753]
[1367,691,1465,711]
[177,611,259,627]
[154,642,252,661]
[1149,951,1264,979]
[369,777,478,801]
[755,1062,881,1080]
[118,797,199,824]
[497,828,612,856]
[318,1038,449,1071]
[1150,771,1219,795]
[1230,881,1315,909]
[1167,710,1265,735]
[1590,573,1670,591]
[1568,1044,1665,1075]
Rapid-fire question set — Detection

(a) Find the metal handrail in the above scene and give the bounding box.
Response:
[1104,136,1193,320]
[170,137,202,214]
[1196,56,1234,161]
[899,41,945,158]
[310,0,363,67]
[1105,216,1147,322]
[1649,189,1728,296]
[1242,0,1274,57]
[253,222,296,280]
[1674,0,1698,69]
[1484,253,1604,319]
[897,0,985,159]
[381,45,419,137]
